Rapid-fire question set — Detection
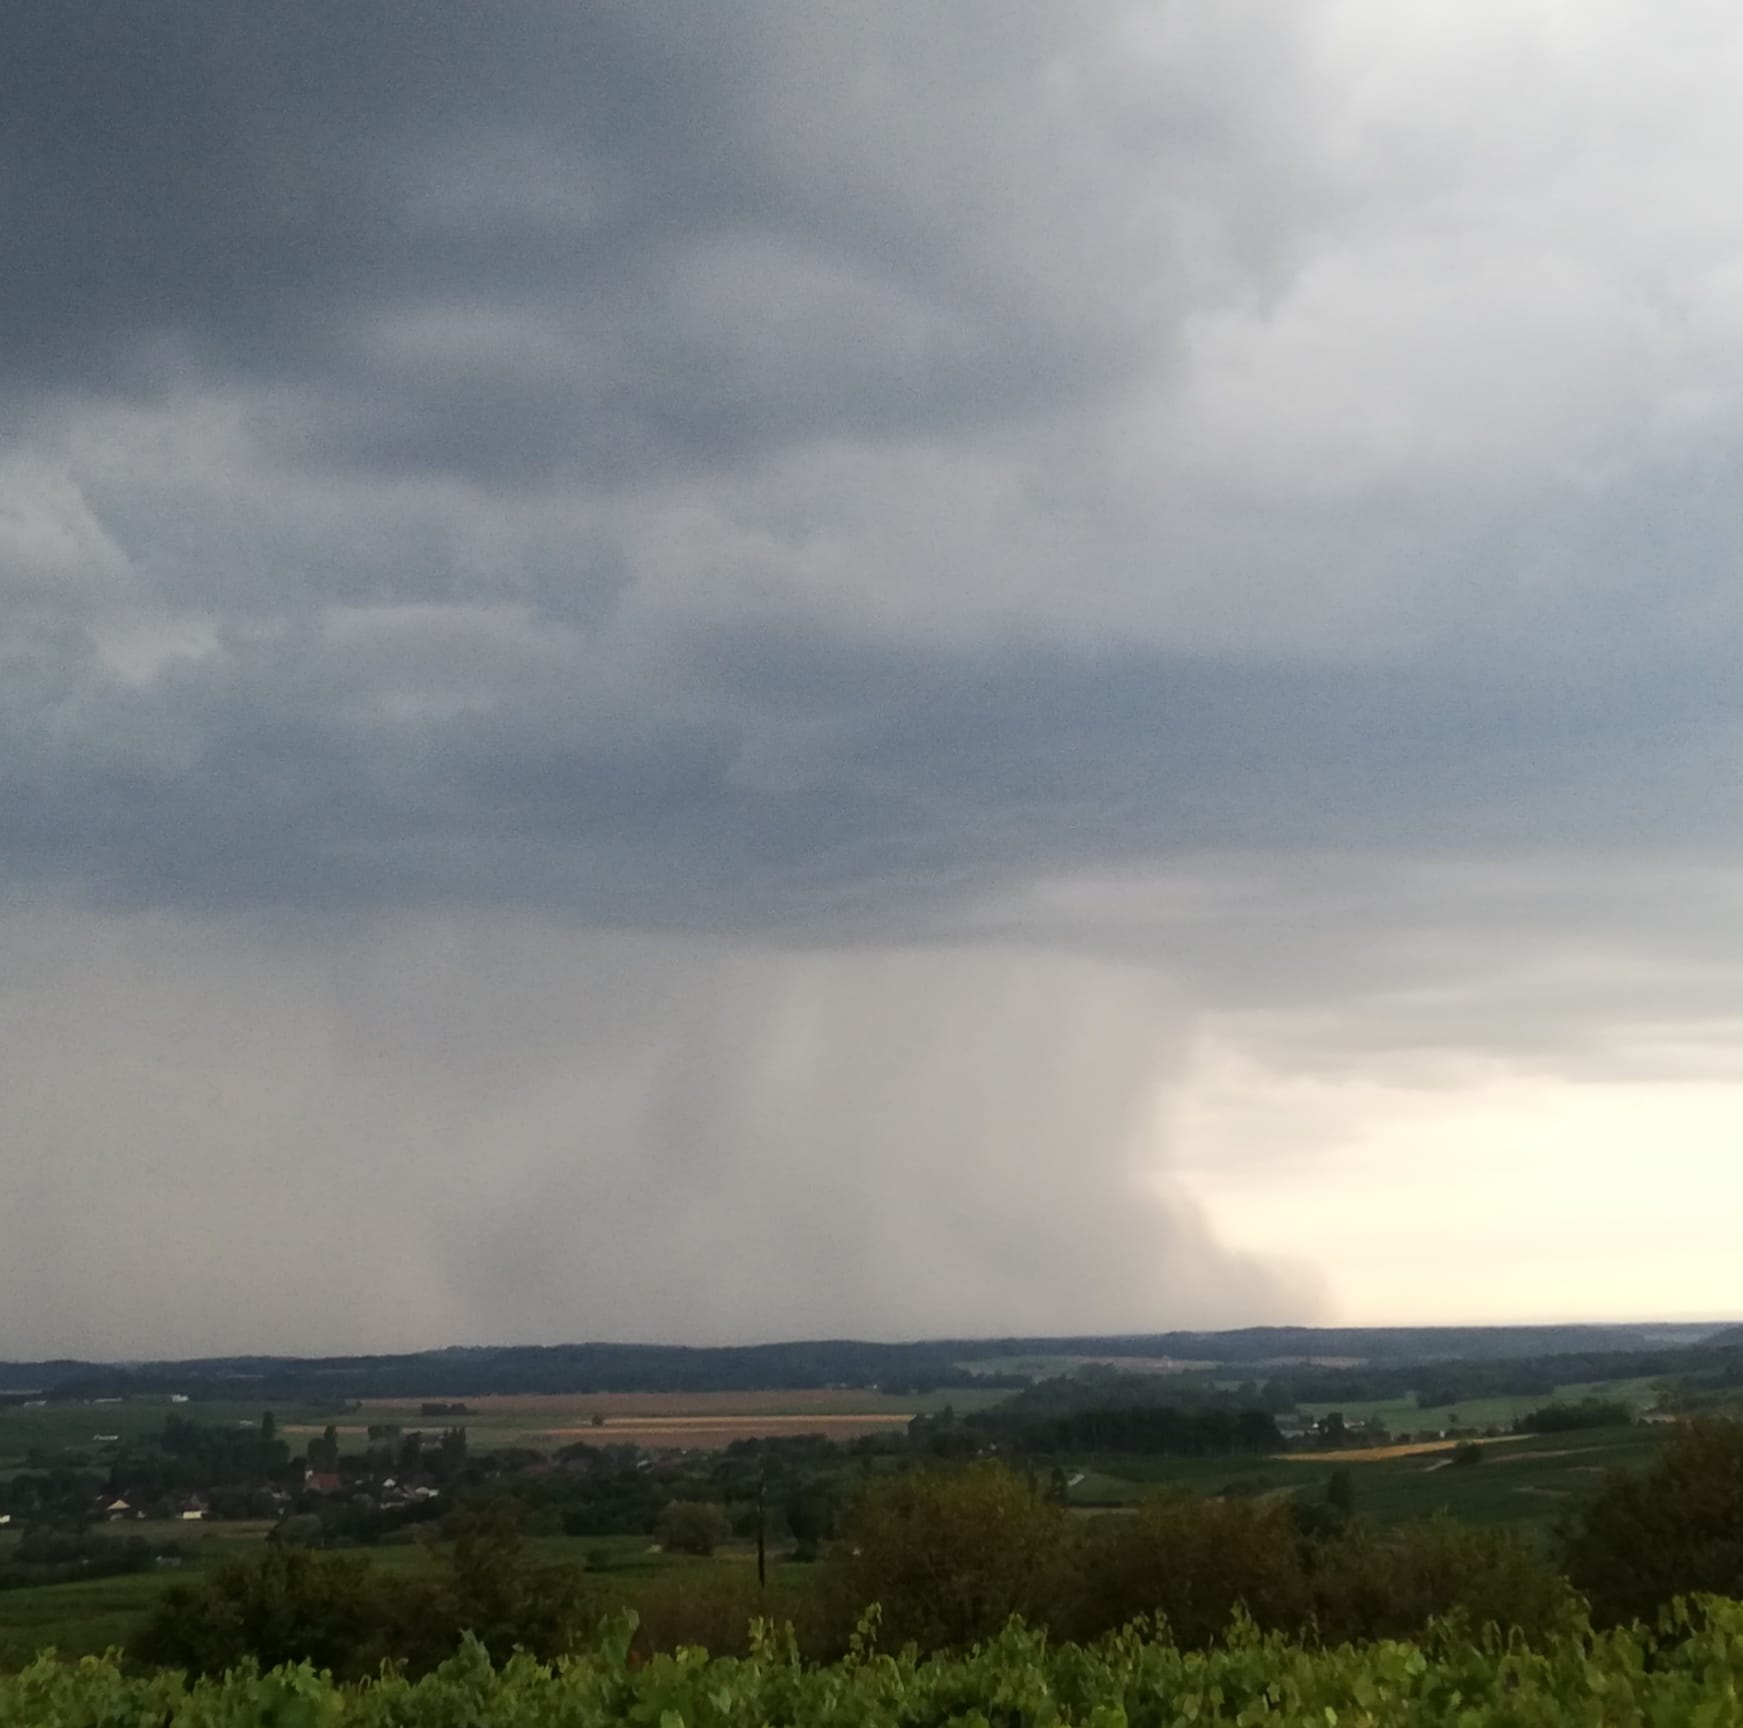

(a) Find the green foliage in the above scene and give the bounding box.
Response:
[826,1462,1575,1657]
[392,1500,588,1669]
[1068,1492,1311,1647]
[656,1500,730,1557]
[9,1601,1743,1725]
[1520,1398,1635,1433]
[828,1460,1070,1650]
[132,1544,387,1678]
[1564,1415,1743,1624]
[1306,1516,1580,1646]
[131,1501,590,1679]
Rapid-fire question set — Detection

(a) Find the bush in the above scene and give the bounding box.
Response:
[1066,1492,1311,1647]
[134,1500,592,1677]
[657,1499,731,1557]
[1309,1517,1578,1645]
[825,1461,1069,1651]
[132,1545,390,1678]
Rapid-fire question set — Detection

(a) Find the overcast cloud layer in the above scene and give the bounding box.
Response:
[6,2,1743,1357]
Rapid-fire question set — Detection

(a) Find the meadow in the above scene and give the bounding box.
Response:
[274,1386,1010,1453]
[1068,1424,1661,1543]
[0,1522,763,1670]
[1292,1374,1666,1437]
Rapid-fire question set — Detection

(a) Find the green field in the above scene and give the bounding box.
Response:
[0,1387,1013,1473]
[1294,1376,1665,1437]
[0,1524,769,1670]
[1068,1425,1661,1544]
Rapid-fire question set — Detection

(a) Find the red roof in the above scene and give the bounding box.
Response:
[306,1472,343,1494]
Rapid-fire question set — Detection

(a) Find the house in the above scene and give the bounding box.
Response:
[103,1497,132,1520]
[179,1497,209,1521]
[305,1471,344,1495]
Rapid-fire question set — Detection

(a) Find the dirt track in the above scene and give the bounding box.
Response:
[1283,1435,1533,1463]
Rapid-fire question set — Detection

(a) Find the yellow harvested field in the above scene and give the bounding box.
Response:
[284,1394,923,1451]
[1283,1435,1533,1463]
[543,1414,912,1449]
[356,1390,912,1418]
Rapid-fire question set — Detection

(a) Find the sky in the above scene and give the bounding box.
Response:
[5,2,1743,1360]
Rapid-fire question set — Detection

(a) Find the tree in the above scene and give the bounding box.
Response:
[401,1500,587,1667]
[133,1545,388,1678]
[1326,1467,1357,1515]
[438,1426,469,1478]
[1068,1491,1311,1647]
[1563,1417,1743,1624]
[828,1462,1069,1651]
[658,1499,730,1557]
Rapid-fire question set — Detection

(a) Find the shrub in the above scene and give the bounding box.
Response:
[1066,1492,1312,1647]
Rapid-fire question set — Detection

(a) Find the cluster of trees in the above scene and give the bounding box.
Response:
[127,1419,1743,1677]
[0,1529,182,1592]
[825,1462,1575,1653]
[1519,1398,1637,1433]
[961,1370,1283,1456]
[135,1502,588,1676]
[981,1404,1282,1456]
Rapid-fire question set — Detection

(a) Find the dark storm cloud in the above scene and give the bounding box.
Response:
[4,2,1144,483]
[8,3,1743,1353]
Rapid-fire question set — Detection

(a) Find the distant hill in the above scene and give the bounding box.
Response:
[943,1322,1724,1367]
[2,1321,1733,1403]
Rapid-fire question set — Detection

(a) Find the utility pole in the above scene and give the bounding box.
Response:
[756,1473,767,1588]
